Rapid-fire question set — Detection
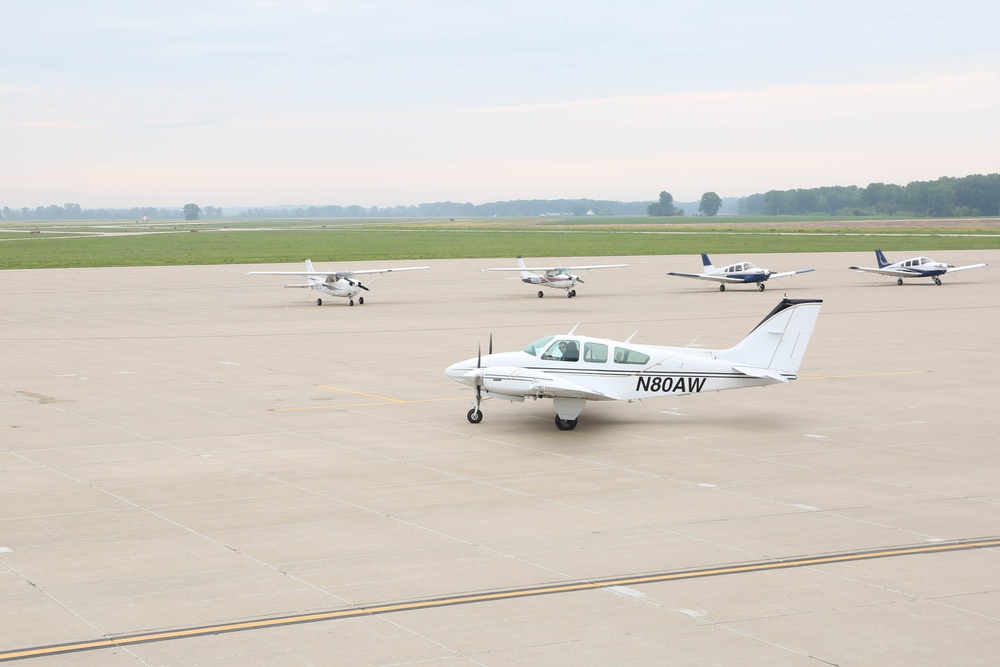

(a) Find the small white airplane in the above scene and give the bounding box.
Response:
[849,249,988,285]
[481,256,628,298]
[248,260,429,306]
[445,297,823,430]
[668,253,815,291]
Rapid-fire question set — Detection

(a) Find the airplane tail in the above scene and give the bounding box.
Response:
[305,259,315,272]
[701,253,715,270]
[516,256,534,280]
[875,250,890,268]
[723,298,823,377]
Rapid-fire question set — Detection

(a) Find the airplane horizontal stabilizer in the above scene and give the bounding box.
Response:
[732,365,790,382]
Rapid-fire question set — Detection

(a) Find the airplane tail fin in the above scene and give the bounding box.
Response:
[876,250,890,268]
[305,259,315,272]
[723,298,823,377]
[701,253,715,270]
[516,256,533,280]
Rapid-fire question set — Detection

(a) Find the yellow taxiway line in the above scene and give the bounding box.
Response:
[3,536,997,662]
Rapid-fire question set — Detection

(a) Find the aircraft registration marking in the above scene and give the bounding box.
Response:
[3,536,997,662]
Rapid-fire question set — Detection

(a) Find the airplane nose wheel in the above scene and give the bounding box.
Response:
[467,408,483,424]
[758,283,765,291]
[554,416,578,431]
[316,298,323,306]
[934,277,942,285]
[537,290,545,298]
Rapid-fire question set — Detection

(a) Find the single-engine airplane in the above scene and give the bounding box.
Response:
[848,250,987,285]
[481,256,628,298]
[248,259,429,306]
[668,253,814,291]
[445,297,823,430]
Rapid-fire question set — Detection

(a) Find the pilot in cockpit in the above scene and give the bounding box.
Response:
[559,341,579,362]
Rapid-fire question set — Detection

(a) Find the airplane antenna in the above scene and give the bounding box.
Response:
[568,323,580,335]
[624,331,638,343]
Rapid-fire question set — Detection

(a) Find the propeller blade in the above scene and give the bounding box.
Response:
[358,282,370,291]
[575,276,585,284]
[489,333,493,355]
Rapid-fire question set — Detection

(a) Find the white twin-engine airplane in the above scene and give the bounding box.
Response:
[849,249,988,285]
[446,297,823,430]
[668,253,815,291]
[481,256,628,298]
[248,260,429,306]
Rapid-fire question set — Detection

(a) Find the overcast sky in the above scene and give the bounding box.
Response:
[3,1,999,209]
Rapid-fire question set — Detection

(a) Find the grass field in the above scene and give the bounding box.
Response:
[2,217,999,269]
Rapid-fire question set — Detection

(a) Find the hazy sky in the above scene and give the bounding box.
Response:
[3,1,999,208]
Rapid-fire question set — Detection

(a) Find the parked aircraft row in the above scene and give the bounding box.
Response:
[247,251,986,432]
[249,251,988,306]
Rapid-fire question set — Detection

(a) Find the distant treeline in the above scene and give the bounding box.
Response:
[0,204,225,221]
[740,173,1000,217]
[4,173,998,221]
[240,198,651,219]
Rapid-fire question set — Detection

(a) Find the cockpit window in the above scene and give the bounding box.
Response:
[541,339,579,362]
[613,346,650,365]
[584,342,608,363]
[523,336,555,356]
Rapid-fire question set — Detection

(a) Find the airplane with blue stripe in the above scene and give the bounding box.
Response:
[668,253,814,291]
[849,250,987,285]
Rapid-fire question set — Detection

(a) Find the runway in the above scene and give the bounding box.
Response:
[2,251,999,665]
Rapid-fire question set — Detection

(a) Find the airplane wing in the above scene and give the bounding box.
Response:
[247,267,429,277]
[527,374,613,401]
[946,263,988,273]
[847,266,919,278]
[481,264,627,272]
[667,272,745,284]
[769,268,815,279]
[342,266,430,275]
[485,367,613,401]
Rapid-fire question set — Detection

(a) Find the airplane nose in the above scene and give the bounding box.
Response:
[445,360,476,384]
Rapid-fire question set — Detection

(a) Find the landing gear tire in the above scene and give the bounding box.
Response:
[358,296,365,304]
[538,291,545,298]
[568,289,576,298]
[719,284,726,292]
[467,408,483,424]
[316,298,323,306]
[349,299,355,306]
[554,416,578,431]
[758,283,765,291]
[934,277,942,285]
[897,278,903,286]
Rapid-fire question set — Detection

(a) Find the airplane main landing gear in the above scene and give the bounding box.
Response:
[538,290,545,298]
[349,299,354,306]
[467,408,483,424]
[358,296,365,304]
[897,278,903,285]
[555,416,578,430]
[719,284,726,292]
[758,283,765,291]
[316,298,323,306]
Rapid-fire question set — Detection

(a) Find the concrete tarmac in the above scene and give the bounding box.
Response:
[1,250,998,665]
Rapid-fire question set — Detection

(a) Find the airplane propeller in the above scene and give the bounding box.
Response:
[346,279,370,291]
[466,335,492,424]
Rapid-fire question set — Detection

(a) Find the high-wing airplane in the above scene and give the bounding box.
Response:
[446,297,823,430]
[849,250,988,285]
[481,256,628,298]
[668,253,814,291]
[248,260,429,306]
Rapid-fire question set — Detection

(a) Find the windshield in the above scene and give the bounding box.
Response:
[523,335,555,356]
